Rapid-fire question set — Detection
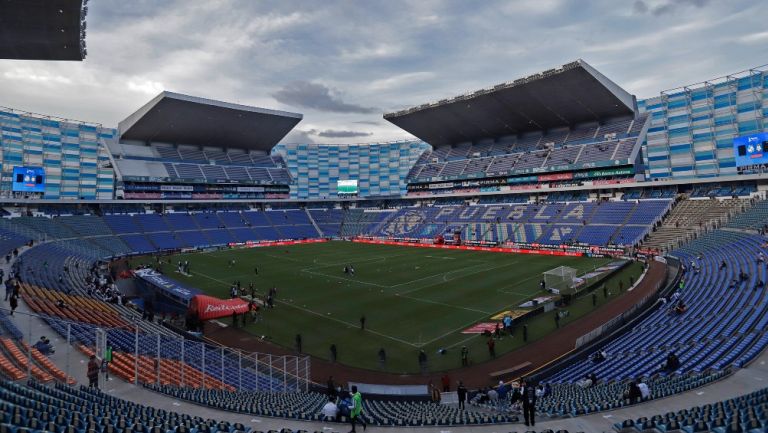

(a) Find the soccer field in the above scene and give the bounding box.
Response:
[157,241,639,373]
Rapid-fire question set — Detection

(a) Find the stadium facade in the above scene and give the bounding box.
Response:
[639,65,768,180]
[273,141,429,199]
[0,106,115,199]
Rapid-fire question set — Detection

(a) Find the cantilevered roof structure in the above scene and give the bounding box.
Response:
[118,92,303,152]
[384,59,637,147]
[0,0,88,61]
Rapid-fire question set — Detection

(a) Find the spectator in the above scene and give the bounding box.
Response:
[674,300,687,315]
[661,352,680,372]
[457,381,467,410]
[441,373,450,392]
[520,378,537,427]
[487,386,498,408]
[321,396,339,422]
[623,380,642,403]
[87,355,100,388]
[348,385,367,433]
[33,336,53,355]
[9,294,18,316]
[591,349,606,363]
[497,380,509,410]
[326,376,336,398]
[429,381,440,403]
[637,379,650,401]
[577,374,592,389]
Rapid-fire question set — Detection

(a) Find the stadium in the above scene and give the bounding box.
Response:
[0,1,768,432]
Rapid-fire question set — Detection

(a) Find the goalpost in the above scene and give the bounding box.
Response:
[543,266,577,294]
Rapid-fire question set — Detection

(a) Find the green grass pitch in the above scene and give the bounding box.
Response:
[157,241,640,374]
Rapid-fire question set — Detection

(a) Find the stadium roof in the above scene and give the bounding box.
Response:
[384,59,636,147]
[118,91,303,152]
[0,0,87,61]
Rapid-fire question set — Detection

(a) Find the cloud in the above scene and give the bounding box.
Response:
[271,81,378,114]
[738,31,768,44]
[368,72,435,91]
[340,43,404,61]
[308,129,373,138]
[3,68,73,85]
[0,0,761,146]
[633,0,712,16]
[127,78,165,95]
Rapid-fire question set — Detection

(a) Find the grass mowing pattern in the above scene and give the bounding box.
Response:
[157,241,641,373]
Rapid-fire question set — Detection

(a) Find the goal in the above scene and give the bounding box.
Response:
[543,266,577,293]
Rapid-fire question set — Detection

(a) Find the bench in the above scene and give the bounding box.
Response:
[489,361,533,380]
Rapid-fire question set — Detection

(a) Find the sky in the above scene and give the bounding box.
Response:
[0,0,766,144]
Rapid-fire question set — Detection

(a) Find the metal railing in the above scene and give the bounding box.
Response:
[0,308,311,392]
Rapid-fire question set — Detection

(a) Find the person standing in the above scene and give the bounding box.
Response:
[360,315,366,330]
[441,374,450,392]
[349,385,367,432]
[461,346,469,366]
[378,348,386,369]
[9,294,18,316]
[497,380,509,411]
[330,344,337,362]
[457,381,467,410]
[520,378,537,427]
[87,355,100,388]
[487,337,496,358]
[326,376,336,399]
[418,350,427,372]
[295,334,302,353]
[103,345,113,380]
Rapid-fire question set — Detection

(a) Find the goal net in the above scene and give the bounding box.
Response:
[543,266,577,293]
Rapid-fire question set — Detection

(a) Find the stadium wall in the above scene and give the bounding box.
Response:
[0,107,115,199]
[274,141,430,199]
[639,65,768,180]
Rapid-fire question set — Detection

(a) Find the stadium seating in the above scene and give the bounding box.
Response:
[111,142,293,186]
[369,200,670,246]
[534,370,726,418]
[614,386,768,433]
[547,230,768,384]
[406,115,647,183]
[0,380,249,433]
[641,198,747,252]
[148,385,515,426]
[308,208,345,237]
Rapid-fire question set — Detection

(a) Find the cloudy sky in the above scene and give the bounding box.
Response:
[1,0,766,144]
